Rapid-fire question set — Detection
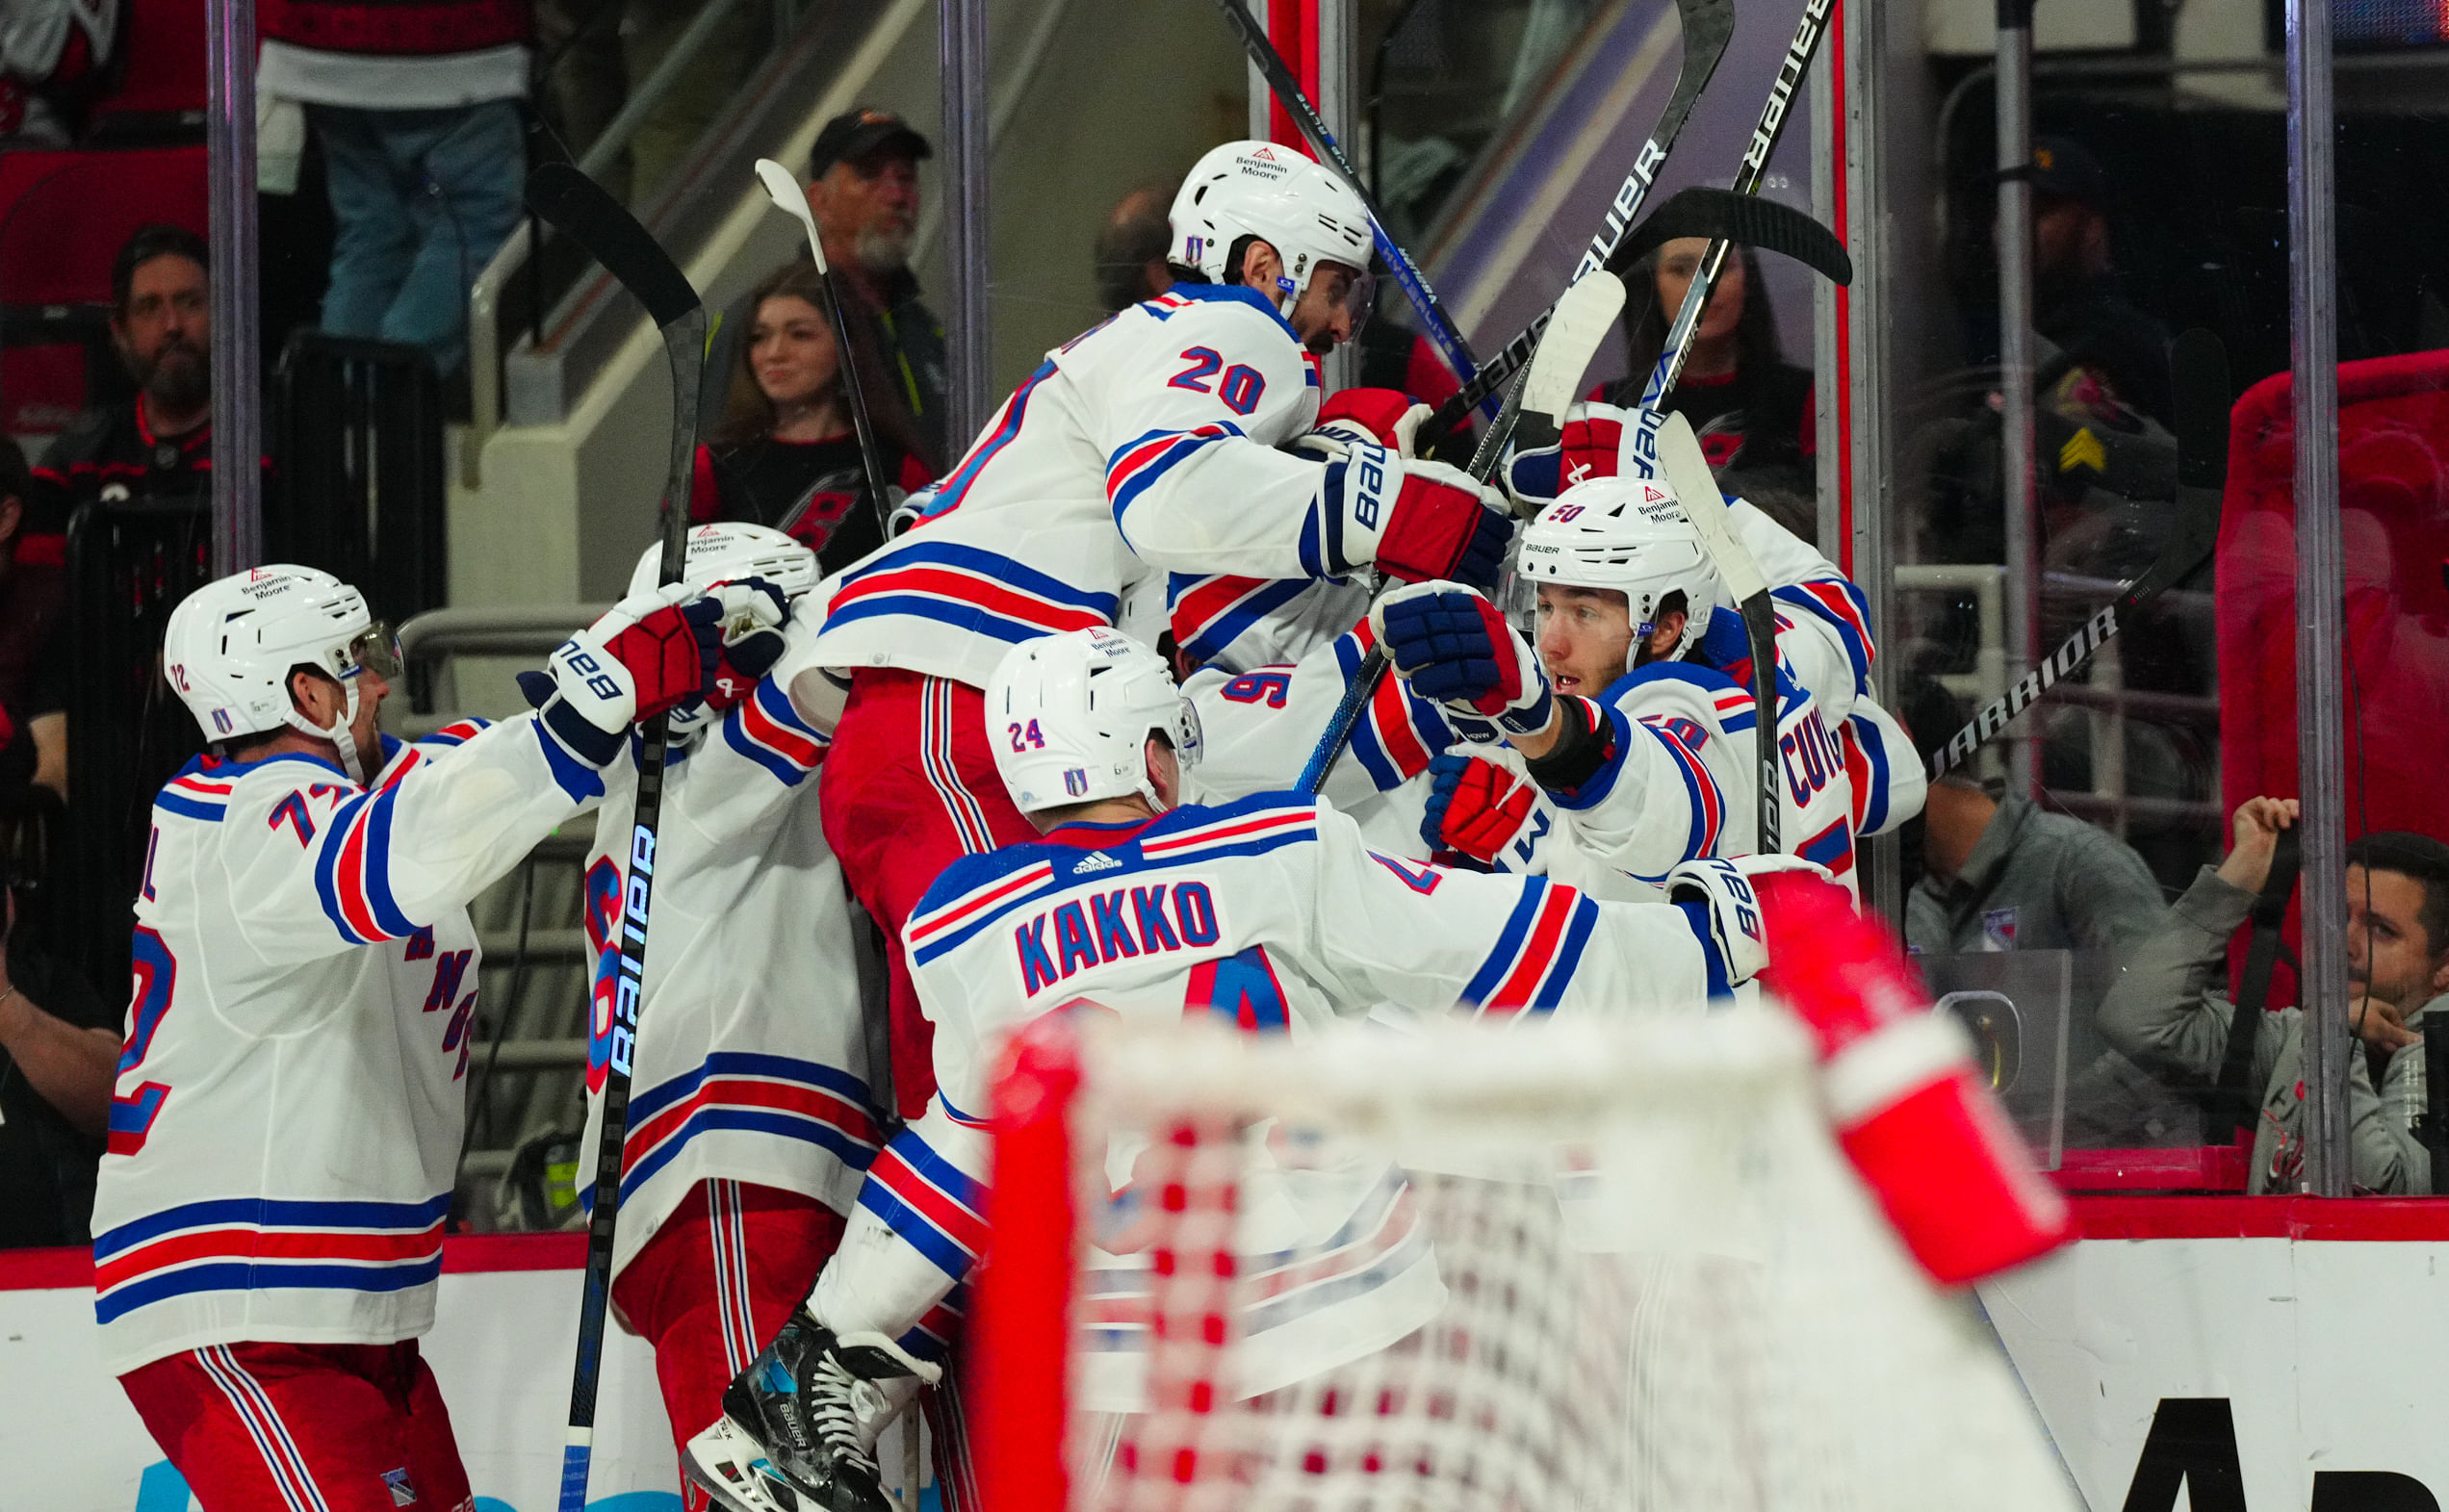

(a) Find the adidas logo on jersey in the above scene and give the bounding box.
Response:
[1073,852,1122,874]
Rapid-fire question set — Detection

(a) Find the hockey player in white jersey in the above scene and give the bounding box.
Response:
[562,525,887,1507]
[810,139,1512,1130]
[96,563,763,1512]
[1374,475,1924,897]
[683,626,1805,1512]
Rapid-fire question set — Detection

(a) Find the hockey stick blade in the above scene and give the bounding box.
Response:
[528,162,699,333]
[1656,411,1780,851]
[1419,0,1733,450]
[754,158,900,543]
[1301,278,1624,795]
[1926,330,2230,782]
[1605,186,1851,286]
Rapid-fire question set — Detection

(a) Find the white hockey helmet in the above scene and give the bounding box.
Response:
[161,564,399,780]
[1169,140,1374,320]
[986,628,1202,816]
[1516,475,1722,663]
[628,521,819,602]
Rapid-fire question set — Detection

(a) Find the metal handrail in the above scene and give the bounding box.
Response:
[464,0,755,487]
[398,603,607,664]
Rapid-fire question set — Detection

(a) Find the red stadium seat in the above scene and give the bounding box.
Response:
[2216,346,2449,1006]
[0,146,207,436]
[86,0,208,129]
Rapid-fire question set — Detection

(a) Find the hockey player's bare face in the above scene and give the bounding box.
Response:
[291,667,388,768]
[1535,586,1637,697]
[1238,243,1362,354]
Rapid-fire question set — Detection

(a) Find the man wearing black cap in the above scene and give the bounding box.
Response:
[704,107,950,471]
[2021,134,2171,426]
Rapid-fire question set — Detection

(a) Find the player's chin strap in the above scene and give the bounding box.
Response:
[287,678,369,784]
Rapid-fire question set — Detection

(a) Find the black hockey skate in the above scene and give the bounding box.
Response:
[683,1309,936,1512]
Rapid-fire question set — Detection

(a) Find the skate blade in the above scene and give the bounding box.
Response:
[683,1416,802,1512]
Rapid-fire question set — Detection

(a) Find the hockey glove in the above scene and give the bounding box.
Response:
[1666,854,1831,994]
[1313,387,1431,457]
[1504,400,1631,517]
[1422,750,1559,874]
[538,583,724,753]
[1371,580,1553,739]
[1372,460,1513,593]
[701,577,792,712]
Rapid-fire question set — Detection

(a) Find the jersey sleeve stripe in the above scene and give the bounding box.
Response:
[908,861,1058,944]
[157,791,227,822]
[723,678,827,786]
[1106,423,1246,522]
[1773,580,1875,686]
[1843,717,1889,834]
[1461,881,1549,1007]
[1138,807,1313,856]
[929,359,1054,519]
[1641,717,1725,863]
[313,793,382,945]
[1169,574,1309,670]
[1799,815,1856,875]
[1481,884,1585,1014]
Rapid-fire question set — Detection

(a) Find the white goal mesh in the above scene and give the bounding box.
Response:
[968,1009,2077,1512]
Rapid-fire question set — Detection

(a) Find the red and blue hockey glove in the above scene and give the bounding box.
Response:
[1371,459,1513,593]
[1371,580,1553,738]
[1503,400,1630,517]
[1422,750,1558,873]
[534,583,725,761]
[1313,387,1431,456]
[701,577,792,713]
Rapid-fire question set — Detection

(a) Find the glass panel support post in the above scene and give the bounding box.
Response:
[207,0,262,575]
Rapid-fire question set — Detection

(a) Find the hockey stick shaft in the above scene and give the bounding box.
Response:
[1297,272,1627,796]
[754,160,898,540]
[1924,329,2230,781]
[1207,0,1482,392]
[1412,0,1735,451]
[526,163,704,1512]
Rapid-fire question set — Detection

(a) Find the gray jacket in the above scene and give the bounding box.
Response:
[2098,864,2437,1194]
[1907,796,2185,1142]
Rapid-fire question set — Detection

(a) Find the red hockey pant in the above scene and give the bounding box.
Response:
[120,1340,471,1512]
[821,668,1040,1119]
[613,1179,846,1512]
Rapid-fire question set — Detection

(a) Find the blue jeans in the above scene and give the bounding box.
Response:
[314,100,524,377]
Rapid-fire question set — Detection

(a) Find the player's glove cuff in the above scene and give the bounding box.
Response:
[1667,855,1834,996]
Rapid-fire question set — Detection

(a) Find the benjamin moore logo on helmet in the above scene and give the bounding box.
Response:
[1237,147,1291,181]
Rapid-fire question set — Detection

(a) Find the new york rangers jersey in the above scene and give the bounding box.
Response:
[91,714,611,1373]
[809,793,1721,1405]
[816,285,1371,691]
[578,624,880,1300]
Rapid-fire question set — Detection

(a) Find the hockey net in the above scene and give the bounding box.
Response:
[967,1002,2077,1512]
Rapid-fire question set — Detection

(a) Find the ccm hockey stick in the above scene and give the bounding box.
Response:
[753,158,899,541]
[1414,188,1848,451]
[1209,0,1481,390]
[1298,271,1629,795]
[1926,328,2230,782]
[1411,0,1733,448]
[1654,411,1781,851]
[524,162,705,1512]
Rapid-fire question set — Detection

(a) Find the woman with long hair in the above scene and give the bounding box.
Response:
[1607,239,1817,501]
[688,261,935,574]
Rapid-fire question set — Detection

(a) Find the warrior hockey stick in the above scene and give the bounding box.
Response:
[1925,328,2230,782]
[1411,0,1734,450]
[754,157,899,540]
[525,161,705,1512]
[1297,271,1628,795]
[1208,0,1482,391]
[1654,410,1781,851]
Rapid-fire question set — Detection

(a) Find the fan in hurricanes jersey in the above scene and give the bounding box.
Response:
[804,139,1512,1125]
[94,563,760,1512]
[1372,475,1925,898]
[683,627,1810,1512]
[561,525,883,1510]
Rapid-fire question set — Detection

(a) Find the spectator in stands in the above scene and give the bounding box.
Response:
[1898,675,2191,1145]
[0,0,113,148]
[256,0,528,378]
[2019,135,2172,429]
[1604,240,1816,501]
[702,109,948,471]
[690,261,932,574]
[1094,181,1176,314]
[30,225,215,539]
[2101,800,2449,1194]
[0,440,64,802]
[0,888,118,1247]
